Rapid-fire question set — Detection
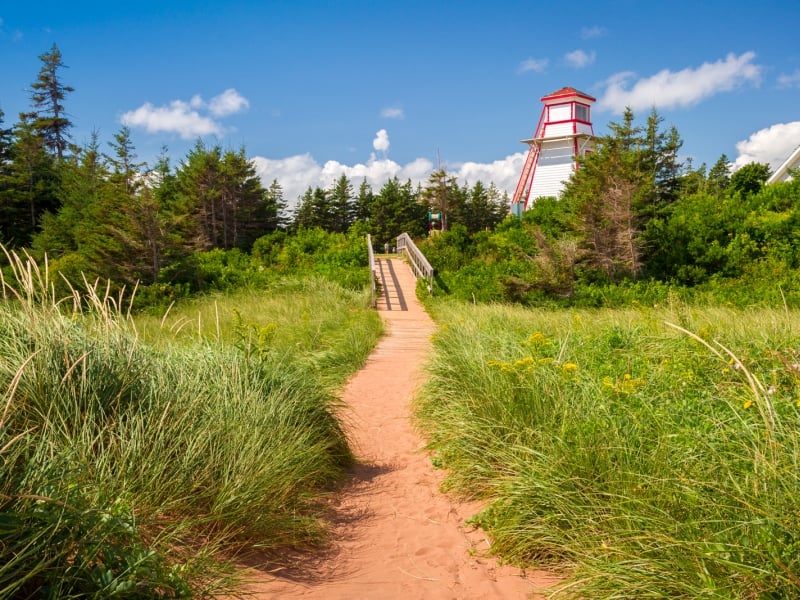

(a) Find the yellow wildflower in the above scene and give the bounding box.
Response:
[528,331,547,345]
[743,400,753,409]
[561,363,579,372]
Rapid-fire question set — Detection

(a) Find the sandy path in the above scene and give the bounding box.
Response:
[234,259,557,599]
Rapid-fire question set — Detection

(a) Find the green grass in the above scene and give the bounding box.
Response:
[0,249,383,597]
[135,277,382,387]
[416,298,800,599]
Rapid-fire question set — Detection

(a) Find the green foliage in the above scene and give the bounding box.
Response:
[730,161,771,197]
[367,177,428,247]
[417,299,800,598]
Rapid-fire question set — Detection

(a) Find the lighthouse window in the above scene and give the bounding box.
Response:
[575,104,589,122]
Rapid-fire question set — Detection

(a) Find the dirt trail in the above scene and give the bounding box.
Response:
[235,259,558,599]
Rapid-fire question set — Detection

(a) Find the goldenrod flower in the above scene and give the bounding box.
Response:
[561,363,578,372]
[528,332,547,344]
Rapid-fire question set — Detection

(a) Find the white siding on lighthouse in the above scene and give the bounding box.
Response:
[543,122,573,137]
[529,139,575,200]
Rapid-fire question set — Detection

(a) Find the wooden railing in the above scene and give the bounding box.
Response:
[366,234,377,308]
[396,232,434,294]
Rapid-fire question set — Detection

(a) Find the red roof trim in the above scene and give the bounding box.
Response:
[541,86,596,103]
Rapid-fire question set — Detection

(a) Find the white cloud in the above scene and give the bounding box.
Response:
[597,52,762,113]
[580,25,606,39]
[451,154,525,196]
[209,88,249,116]
[518,57,549,74]
[381,106,405,119]
[732,121,800,171]
[251,141,525,212]
[777,70,800,89]
[121,100,222,139]
[373,129,390,153]
[564,49,596,69]
[122,89,249,139]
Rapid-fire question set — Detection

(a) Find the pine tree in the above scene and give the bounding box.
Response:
[0,109,16,244]
[3,114,59,246]
[32,130,106,257]
[266,179,289,230]
[354,178,374,223]
[369,177,427,246]
[707,154,731,195]
[28,43,74,160]
[328,174,355,233]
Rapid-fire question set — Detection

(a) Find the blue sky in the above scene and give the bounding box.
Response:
[1,0,799,205]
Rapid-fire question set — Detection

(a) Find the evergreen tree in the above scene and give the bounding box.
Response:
[292,187,316,230]
[28,43,74,160]
[175,142,275,251]
[32,130,106,258]
[292,186,332,231]
[266,179,289,229]
[354,178,374,223]
[464,180,505,233]
[175,141,221,251]
[2,114,59,246]
[220,148,277,249]
[561,110,645,281]
[106,126,145,195]
[0,109,15,244]
[369,177,427,247]
[328,174,355,233]
[706,154,731,195]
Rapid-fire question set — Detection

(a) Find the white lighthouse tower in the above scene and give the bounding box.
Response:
[510,87,596,213]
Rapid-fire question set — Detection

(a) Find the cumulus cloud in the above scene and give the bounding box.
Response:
[518,57,549,74]
[564,49,596,69]
[373,129,390,153]
[121,100,222,139]
[732,121,800,171]
[381,106,405,119]
[121,89,249,139]
[209,88,250,116]
[580,25,606,39]
[250,131,526,212]
[597,52,762,113]
[777,70,800,89]
[451,154,526,196]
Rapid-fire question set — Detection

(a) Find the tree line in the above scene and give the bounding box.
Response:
[6,44,794,310]
[0,44,508,297]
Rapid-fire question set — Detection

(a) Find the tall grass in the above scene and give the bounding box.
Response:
[417,299,800,598]
[135,278,382,387]
[0,249,382,597]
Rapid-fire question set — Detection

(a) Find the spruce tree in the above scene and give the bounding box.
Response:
[28,43,74,160]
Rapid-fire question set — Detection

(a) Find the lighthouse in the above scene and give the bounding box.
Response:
[510,87,596,213]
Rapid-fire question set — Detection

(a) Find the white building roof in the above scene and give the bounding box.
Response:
[768,144,800,184]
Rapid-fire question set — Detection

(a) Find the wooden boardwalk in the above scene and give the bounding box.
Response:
[374,256,410,312]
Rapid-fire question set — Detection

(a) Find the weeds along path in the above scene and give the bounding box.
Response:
[235,258,556,599]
